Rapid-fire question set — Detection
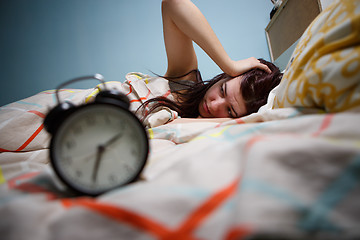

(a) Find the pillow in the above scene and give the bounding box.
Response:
[272,0,360,112]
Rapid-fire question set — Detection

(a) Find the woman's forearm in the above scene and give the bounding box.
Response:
[162,0,235,76]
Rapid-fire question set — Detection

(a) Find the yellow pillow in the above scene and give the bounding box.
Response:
[273,0,360,112]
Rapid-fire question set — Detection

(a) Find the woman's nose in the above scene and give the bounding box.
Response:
[210,97,226,115]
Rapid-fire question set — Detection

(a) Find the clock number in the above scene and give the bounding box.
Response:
[131,148,137,157]
[86,116,96,126]
[116,120,126,132]
[63,156,73,165]
[104,115,112,124]
[66,139,76,150]
[73,126,83,135]
[109,174,117,183]
[124,164,134,173]
[76,170,83,178]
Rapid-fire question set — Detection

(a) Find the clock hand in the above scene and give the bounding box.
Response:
[92,145,105,183]
[92,131,124,183]
[103,131,124,148]
[78,149,97,163]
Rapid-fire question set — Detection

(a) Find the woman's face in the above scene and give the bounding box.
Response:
[198,76,247,118]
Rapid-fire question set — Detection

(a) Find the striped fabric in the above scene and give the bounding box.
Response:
[1,78,359,239]
[1,0,360,238]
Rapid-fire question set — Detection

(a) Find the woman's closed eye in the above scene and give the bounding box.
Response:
[227,107,233,117]
[220,83,235,118]
[220,84,225,97]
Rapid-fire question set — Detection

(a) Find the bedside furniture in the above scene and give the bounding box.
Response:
[265,0,331,70]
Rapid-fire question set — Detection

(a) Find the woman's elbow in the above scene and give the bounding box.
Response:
[162,0,180,4]
[162,0,185,9]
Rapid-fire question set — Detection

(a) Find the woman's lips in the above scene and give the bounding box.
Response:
[203,101,211,116]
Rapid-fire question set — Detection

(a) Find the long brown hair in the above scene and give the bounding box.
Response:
[240,59,283,114]
[137,59,282,121]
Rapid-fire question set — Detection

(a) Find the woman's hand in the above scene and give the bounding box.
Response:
[227,57,272,77]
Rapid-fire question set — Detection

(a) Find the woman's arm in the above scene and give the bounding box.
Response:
[162,0,198,79]
[162,0,270,78]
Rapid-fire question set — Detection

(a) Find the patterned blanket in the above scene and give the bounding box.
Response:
[1,0,359,239]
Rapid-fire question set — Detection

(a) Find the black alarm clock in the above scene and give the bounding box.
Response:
[44,74,149,196]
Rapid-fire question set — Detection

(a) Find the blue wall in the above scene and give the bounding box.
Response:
[0,0,273,106]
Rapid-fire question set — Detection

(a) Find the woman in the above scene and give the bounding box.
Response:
[140,0,282,124]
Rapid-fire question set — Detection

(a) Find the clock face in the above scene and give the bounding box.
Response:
[50,104,148,196]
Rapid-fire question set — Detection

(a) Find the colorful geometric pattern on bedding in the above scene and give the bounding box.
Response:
[1,0,360,238]
[1,105,360,239]
[273,0,360,112]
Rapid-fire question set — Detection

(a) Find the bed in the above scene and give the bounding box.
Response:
[1,0,359,239]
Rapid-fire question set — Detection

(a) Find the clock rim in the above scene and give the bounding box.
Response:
[48,102,149,196]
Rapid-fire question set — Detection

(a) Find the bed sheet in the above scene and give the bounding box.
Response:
[1,0,360,238]
[0,76,359,239]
